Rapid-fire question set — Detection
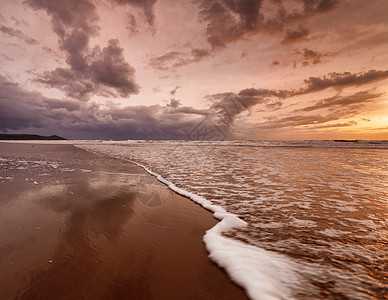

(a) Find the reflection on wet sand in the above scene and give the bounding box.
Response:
[0,176,138,299]
[19,182,137,299]
[0,143,248,300]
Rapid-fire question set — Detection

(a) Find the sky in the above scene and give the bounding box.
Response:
[0,0,387,140]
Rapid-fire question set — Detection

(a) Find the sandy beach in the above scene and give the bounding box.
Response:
[0,142,248,300]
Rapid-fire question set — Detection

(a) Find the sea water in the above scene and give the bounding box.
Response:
[75,140,387,299]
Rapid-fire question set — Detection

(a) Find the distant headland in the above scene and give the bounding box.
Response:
[0,134,67,140]
[333,139,359,142]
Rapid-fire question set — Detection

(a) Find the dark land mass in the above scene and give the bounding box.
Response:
[334,139,359,142]
[0,134,67,140]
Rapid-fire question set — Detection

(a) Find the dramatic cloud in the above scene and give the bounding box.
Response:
[197,0,339,49]
[207,88,290,126]
[0,24,38,45]
[88,40,139,96]
[208,93,252,125]
[1,0,387,140]
[205,70,388,130]
[1,66,387,139]
[26,0,96,71]
[26,0,139,101]
[197,0,263,48]
[0,75,208,139]
[301,70,388,93]
[0,75,82,130]
[36,39,139,100]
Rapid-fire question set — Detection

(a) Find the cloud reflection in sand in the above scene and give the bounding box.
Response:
[0,172,162,299]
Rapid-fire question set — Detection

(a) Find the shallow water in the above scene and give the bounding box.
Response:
[0,143,248,300]
[77,140,388,299]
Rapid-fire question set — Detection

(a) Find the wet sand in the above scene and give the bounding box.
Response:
[0,142,248,300]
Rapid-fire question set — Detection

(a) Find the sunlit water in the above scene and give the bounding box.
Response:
[77,140,388,299]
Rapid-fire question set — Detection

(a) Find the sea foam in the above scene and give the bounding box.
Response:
[75,141,301,300]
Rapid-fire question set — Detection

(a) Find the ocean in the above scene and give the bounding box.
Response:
[75,140,388,299]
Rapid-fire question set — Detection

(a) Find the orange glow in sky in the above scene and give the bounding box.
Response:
[0,0,387,140]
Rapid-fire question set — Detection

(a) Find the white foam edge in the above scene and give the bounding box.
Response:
[75,144,300,300]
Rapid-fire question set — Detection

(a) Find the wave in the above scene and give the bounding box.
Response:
[75,141,305,300]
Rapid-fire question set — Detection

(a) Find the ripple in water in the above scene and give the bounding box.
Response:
[77,141,388,299]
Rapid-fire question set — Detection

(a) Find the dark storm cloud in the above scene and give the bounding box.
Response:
[36,39,139,101]
[172,106,209,116]
[196,0,339,49]
[150,0,340,71]
[26,0,139,101]
[302,70,388,93]
[0,75,82,130]
[206,70,388,126]
[26,0,99,53]
[0,76,209,140]
[96,104,210,140]
[165,97,210,115]
[2,67,385,139]
[297,91,383,112]
[197,0,262,49]
[36,68,94,101]
[207,93,249,125]
[89,39,139,96]
[0,24,38,45]
[206,88,290,125]
[149,48,210,71]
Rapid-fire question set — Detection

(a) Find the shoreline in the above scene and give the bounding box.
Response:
[0,142,248,299]
[76,141,303,300]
